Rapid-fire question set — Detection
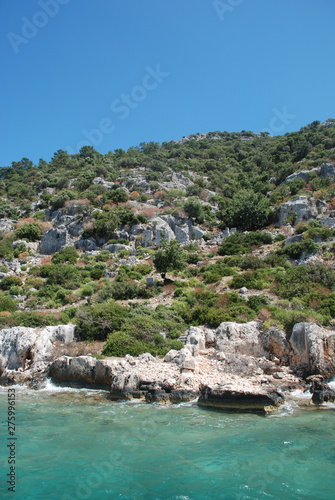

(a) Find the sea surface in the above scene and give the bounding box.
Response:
[0,380,334,500]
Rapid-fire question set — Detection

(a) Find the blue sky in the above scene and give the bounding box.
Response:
[1,0,334,166]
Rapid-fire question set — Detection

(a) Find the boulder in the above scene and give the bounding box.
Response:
[214,321,265,357]
[276,196,318,227]
[320,217,335,229]
[289,323,335,377]
[198,385,284,412]
[320,163,335,178]
[183,326,206,356]
[49,356,116,388]
[261,327,291,364]
[38,228,70,254]
[284,168,320,184]
[307,375,335,404]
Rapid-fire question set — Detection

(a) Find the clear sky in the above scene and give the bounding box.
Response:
[1,0,334,166]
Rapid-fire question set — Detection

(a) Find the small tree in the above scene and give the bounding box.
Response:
[153,238,185,281]
[183,197,204,223]
[220,190,272,231]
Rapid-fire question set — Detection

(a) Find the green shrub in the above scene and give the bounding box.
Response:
[218,231,272,256]
[0,275,22,290]
[0,293,17,312]
[90,266,105,280]
[240,255,267,270]
[75,300,127,340]
[281,238,319,259]
[52,246,78,265]
[15,223,42,241]
[247,295,270,312]
[0,239,14,259]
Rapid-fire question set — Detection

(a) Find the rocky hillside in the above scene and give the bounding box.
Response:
[1,119,335,366]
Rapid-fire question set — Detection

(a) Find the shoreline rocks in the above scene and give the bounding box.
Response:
[2,320,335,411]
[198,385,284,412]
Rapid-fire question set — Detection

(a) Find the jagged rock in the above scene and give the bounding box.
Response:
[141,216,204,247]
[320,163,335,177]
[284,234,303,246]
[102,243,133,254]
[289,323,335,377]
[320,217,335,229]
[76,237,98,250]
[0,325,75,382]
[0,219,16,234]
[168,347,194,367]
[39,228,72,254]
[49,356,116,388]
[276,196,318,227]
[214,321,265,357]
[164,349,180,363]
[93,177,115,189]
[307,375,335,404]
[284,168,320,184]
[198,384,284,412]
[160,172,194,191]
[183,326,206,356]
[262,327,291,364]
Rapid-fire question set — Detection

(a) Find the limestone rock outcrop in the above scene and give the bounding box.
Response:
[289,322,335,377]
[276,196,318,227]
[0,325,75,383]
[211,321,266,357]
[49,355,115,388]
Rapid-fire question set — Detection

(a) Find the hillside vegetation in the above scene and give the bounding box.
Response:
[1,119,335,357]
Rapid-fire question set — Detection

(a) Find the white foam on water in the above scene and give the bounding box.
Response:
[289,388,312,400]
[39,378,108,395]
[328,377,335,391]
[0,379,108,397]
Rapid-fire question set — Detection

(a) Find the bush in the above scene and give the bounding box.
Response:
[219,191,272,231]
[15,223,42,241]
[76,300,127,341]
[281,238,320,259]
[0,239,14,259]
[52,246,78,265]
[240,255,267,270]
[0,275,22,291]
[218,231,272,256]
[0,293,17,312]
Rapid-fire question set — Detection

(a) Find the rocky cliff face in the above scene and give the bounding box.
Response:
[0,324,75,384]
[289,323,335,377]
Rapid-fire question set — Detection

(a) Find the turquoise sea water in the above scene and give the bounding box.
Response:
[0,382,334,500]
